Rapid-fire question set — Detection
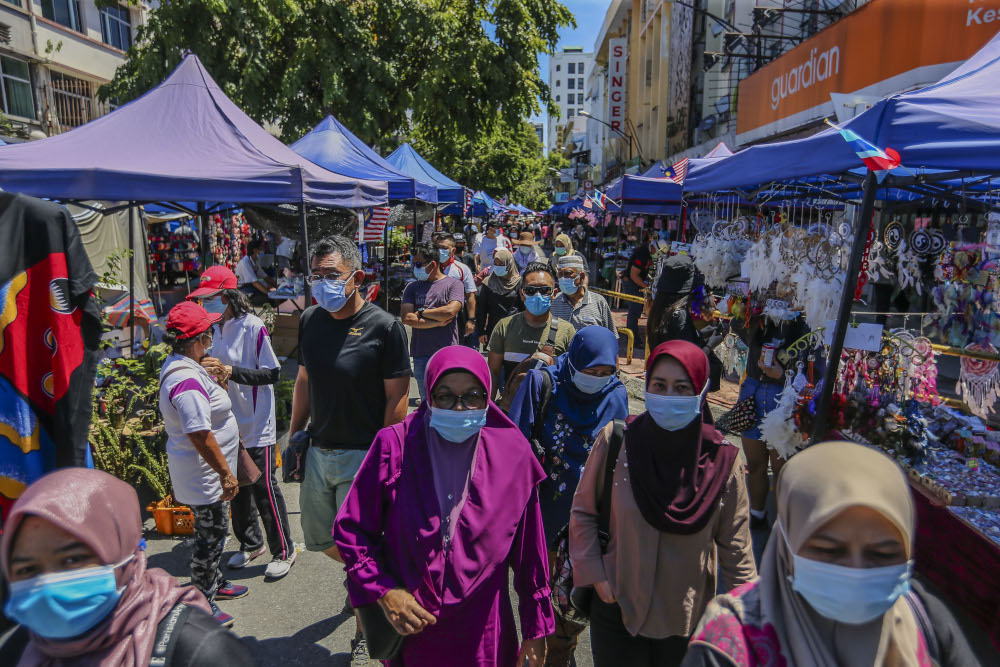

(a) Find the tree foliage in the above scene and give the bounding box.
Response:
[102,0,573,148]
[411,117,566,211]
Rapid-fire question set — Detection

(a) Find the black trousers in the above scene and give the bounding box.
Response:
[623,281,645,346]
[231,445,294,560]
[590,598,689,667]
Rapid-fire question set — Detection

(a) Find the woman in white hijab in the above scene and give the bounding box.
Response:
[683,441,977,667]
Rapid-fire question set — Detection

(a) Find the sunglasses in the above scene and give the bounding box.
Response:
[431,390,488,411]
[522,285,553,297]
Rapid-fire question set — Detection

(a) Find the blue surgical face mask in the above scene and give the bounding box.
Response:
[778,520,912,624]
[573,369,613,394]
[525,294,551,316]
[313,278,354,313]
[413,266,430,281]
[429,406,488,443]
[558,277,580,296]
[492,264,509,277]
[518,245,532,255]
[5,554,134,640]
[200,296,227,315]
[438,248,451,264]
[644,381,707,431]
[555,246,568,256]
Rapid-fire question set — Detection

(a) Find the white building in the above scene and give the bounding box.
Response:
[546,46,593,154]
[0,0,148,139]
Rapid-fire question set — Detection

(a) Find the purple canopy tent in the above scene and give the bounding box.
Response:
[0,53,389,343]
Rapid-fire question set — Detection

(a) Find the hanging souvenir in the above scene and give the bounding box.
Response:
[760,377,805,459]
[910,228,933,257]
[883,220,904,251]
[957,343,1000,420]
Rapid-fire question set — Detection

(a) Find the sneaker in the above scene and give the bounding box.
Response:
[210,602,235,628]
[350,631,370,666]
[216,580,250,600]
[228,545,266,569]
[341,578,353,615]
[750,514,770,531]
[264,551,297,580]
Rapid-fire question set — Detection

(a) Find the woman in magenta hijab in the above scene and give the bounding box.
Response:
[334,345,555,666]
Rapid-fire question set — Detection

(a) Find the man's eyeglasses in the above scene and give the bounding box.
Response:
[307,271,353,286]
[431,391,488,410]
[522,285,553,297]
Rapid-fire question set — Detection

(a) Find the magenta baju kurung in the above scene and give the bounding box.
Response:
[334,346,555,666]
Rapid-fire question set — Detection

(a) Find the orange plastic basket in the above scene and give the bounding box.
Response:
[146,497,195,536]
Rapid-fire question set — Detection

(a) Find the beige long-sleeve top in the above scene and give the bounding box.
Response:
[569,421,757,639]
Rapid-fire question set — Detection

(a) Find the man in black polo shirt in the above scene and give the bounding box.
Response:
[290,235,411,558]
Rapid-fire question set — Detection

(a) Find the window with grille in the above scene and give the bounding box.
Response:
[567,78,575,89]
[577,78,583,89]
[556,64,561,72]
[100,4,132,51]
[567,93,575,104]
[568,63,575,74]
[41,0,83,33]
[567,109,574,117]
[50,71,94,130]
[0,55,34,119]
[578,62,584,73]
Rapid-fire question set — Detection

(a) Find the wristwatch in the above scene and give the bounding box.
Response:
[417,308,426,320]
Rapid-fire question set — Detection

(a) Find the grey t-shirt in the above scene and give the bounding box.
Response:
[402,276,465,357]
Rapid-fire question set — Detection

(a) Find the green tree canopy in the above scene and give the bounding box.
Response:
[411,117,566,211]
[102,0,573,149]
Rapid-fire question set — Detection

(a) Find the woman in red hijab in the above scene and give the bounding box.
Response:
[0,468,253,666]
[569,340,757,666]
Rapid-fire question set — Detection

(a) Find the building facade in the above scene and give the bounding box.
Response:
[546,46,594,155]
[0,0,146,139]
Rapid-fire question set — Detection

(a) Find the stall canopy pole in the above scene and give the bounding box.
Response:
[299,202,311,305]
[129,203,136,350]
[811,170,879,443]
[383,210,390,311]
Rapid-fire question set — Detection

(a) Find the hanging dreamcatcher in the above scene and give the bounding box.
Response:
[957,343,1000,419]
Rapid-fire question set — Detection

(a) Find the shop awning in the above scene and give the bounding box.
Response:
[0,54,388,208]
[685,31,1000,193]
[290,116,438,204]
[605,174,683,215]
[385,143,466,204]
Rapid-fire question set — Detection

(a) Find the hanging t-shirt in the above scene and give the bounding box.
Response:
[297,302,411,449]
[0,193,102,520]
[211,313,280,448]
[159,354,240,506]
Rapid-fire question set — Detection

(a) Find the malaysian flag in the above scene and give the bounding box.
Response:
[355,206,390,243]
[463,189,473,216]
[660,157,689,184]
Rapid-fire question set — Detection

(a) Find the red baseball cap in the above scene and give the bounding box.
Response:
[166,301,222,339]
[187,266,238,300]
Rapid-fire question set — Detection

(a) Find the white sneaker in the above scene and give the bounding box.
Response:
[264,552,297,580]
[228,546,266,569]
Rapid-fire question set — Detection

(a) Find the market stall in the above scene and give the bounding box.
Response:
[680,32,1000,649]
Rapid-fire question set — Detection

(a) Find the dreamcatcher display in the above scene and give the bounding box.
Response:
[692,218,753,288]
[957,344,1000,420]
[925,282,1000,347]
[716,332,748,378]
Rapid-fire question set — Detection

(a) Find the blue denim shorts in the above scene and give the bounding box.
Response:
[736,377,783,440]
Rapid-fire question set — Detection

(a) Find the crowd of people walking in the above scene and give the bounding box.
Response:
[0,225,982,666]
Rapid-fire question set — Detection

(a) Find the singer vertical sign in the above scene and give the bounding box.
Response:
[608,37,627,133]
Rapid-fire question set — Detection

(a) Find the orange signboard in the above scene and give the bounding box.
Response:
[737,0,1000,137]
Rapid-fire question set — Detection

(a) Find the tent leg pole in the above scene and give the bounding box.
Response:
[412,203,417,249]
[299,203,311,305]
[383,212,390,311]
[129,203,136,352]
[810,171,878,443]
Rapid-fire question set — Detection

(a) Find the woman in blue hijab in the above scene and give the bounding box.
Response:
[509,326,629,666]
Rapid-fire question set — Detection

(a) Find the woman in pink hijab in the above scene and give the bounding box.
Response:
[0,468,253,666]
[334,345,555,666]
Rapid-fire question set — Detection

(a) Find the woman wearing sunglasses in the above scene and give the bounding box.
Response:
[334,346,554,666]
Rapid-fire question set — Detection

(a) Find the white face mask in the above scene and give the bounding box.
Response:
[644,380,708,431]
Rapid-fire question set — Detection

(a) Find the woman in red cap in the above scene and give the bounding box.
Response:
[158,301,248,628]
[188,267,295,582]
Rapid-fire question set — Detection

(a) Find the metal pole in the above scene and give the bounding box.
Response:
[128,203,136,351]
[383,208,390,311]
[299,203,311,305]
[810,171,879,443]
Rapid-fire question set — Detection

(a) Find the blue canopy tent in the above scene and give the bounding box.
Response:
[386,143,466,204]
[605,175,683,215]
[291,116,437,204]
[641,142,734,178]
[679,31,1000,441]
[0,53,388,340]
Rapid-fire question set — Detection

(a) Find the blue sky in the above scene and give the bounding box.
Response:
[531,0,608,123]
